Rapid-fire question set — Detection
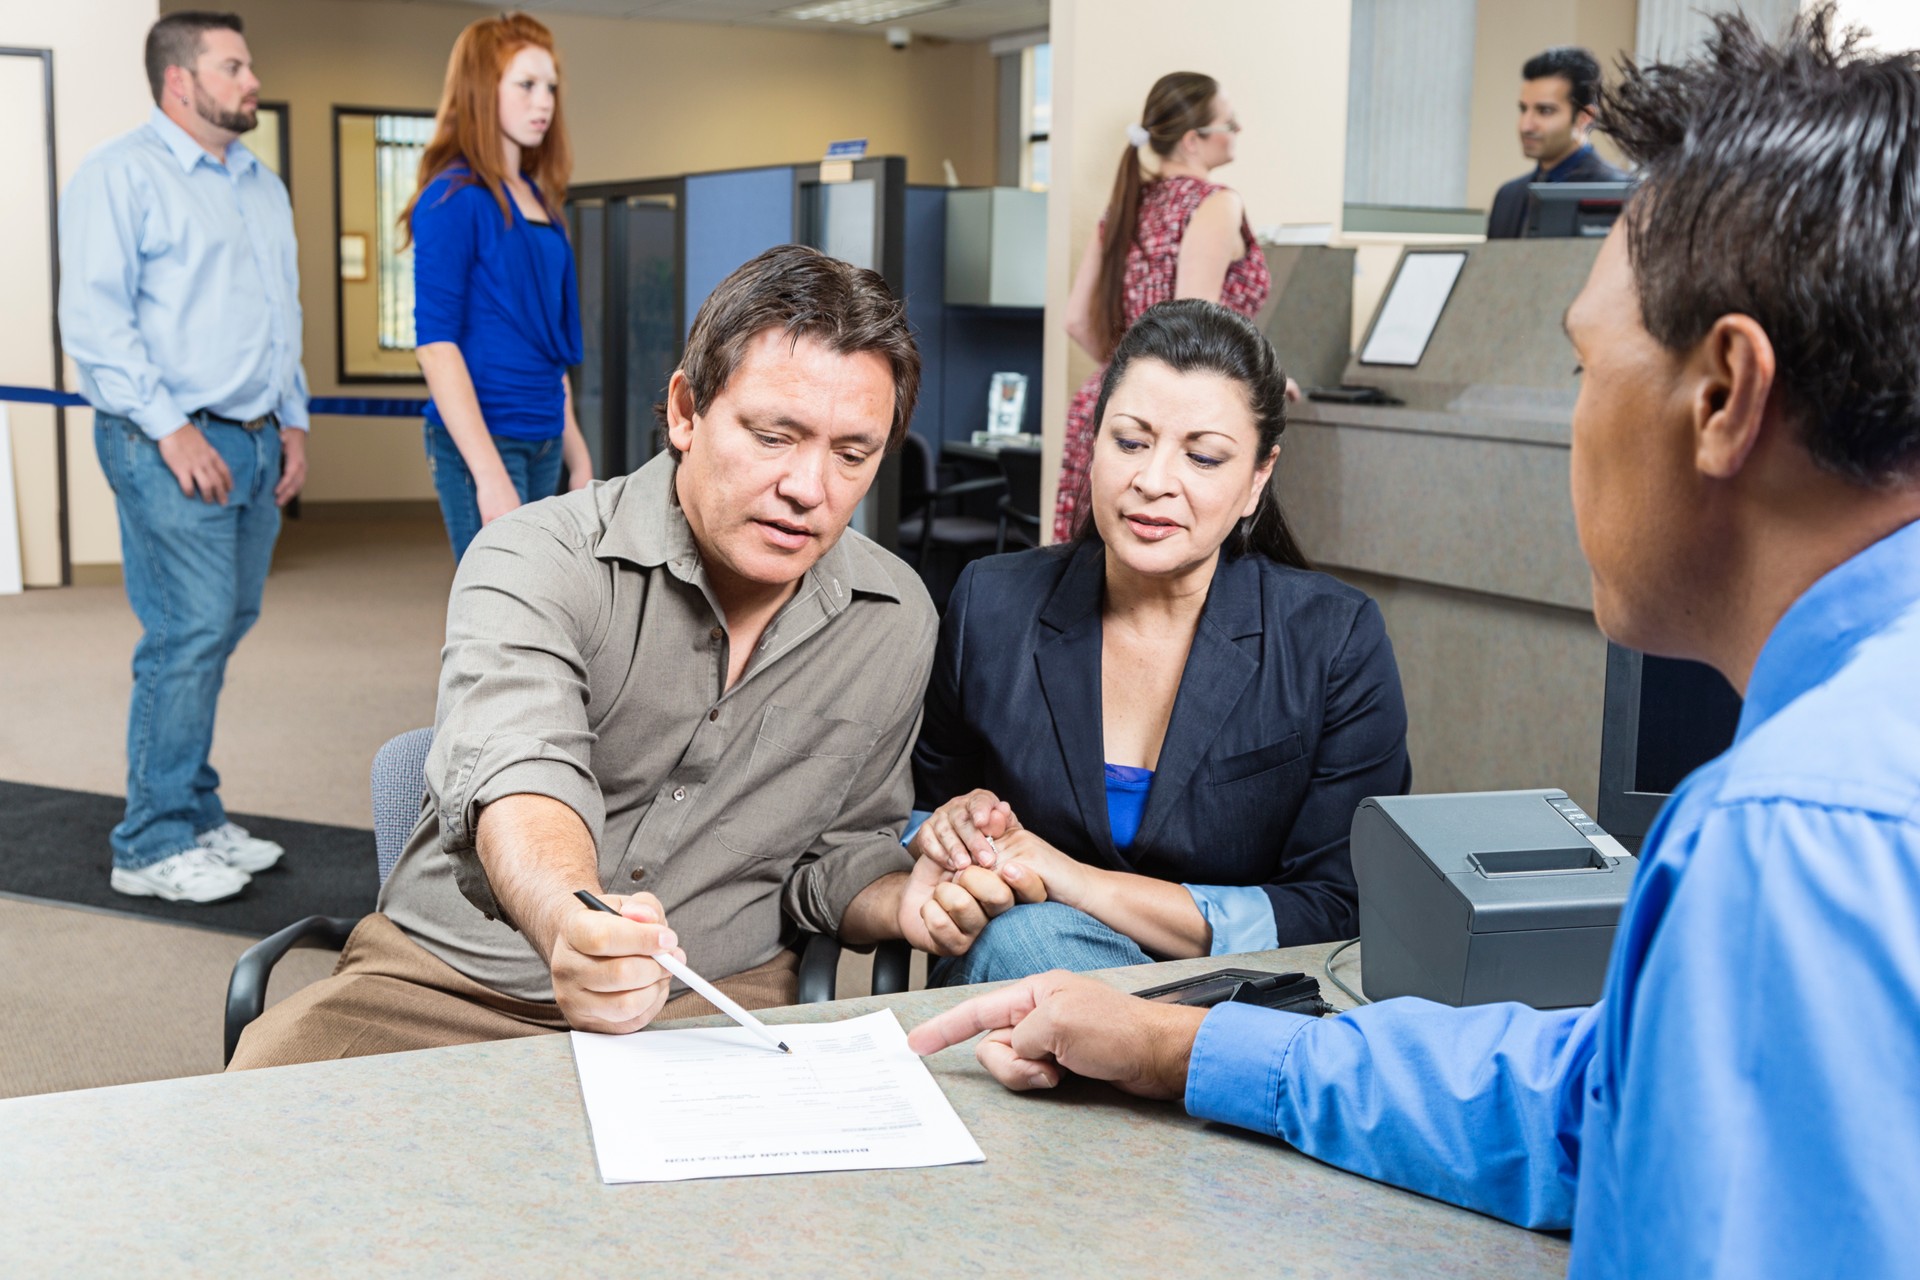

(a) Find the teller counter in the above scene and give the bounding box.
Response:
[1278,238,1609,809]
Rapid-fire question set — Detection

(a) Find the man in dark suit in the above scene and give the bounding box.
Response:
[1485,46,1626,239]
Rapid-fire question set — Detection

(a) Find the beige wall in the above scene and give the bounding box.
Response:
[1,1,156,581]
[1042,0,1353,523]
[117,0,998,520]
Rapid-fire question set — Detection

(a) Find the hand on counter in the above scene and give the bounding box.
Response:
[908,970,1208,1099]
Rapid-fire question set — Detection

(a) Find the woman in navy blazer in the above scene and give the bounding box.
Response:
[911,300,1411,984]
[405,13,590,560]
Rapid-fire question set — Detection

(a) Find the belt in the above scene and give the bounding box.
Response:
[193,409,278,432]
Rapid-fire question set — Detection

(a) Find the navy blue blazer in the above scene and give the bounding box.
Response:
[912,541,1412,945]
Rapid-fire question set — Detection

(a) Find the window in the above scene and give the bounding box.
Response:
[1022,42,1051,191]
[244,102,290,194]
[332,106,433,382]
[374,114,434,350]
[1342,0,1481,235]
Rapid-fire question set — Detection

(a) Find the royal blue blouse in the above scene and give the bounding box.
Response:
[410,167,582,441]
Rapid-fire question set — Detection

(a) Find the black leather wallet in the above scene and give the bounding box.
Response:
[1132,968,1335,1015]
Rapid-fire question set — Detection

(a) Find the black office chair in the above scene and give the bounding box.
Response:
[222,729,911,1064]
[896,432,1004,569]
[994,446,1043,553]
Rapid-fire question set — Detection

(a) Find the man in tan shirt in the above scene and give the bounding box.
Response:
[233,246,1026,1067]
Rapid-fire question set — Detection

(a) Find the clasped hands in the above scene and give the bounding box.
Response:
[904,788,1098,953]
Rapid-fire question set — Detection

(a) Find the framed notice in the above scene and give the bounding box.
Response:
[987,372,1028,435]
[338,233,369,282]
[1359,250,1468,367]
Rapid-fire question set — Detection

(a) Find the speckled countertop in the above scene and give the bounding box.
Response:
[0,944,1568,1278]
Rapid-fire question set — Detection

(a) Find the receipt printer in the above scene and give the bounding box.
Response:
[1351,789,1638,1009]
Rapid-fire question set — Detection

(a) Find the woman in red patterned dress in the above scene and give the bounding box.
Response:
[1053,71,1295,542]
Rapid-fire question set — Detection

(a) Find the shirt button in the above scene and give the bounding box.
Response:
[629,867,646,883]
[672,786,687,802]
[709,626,723,641]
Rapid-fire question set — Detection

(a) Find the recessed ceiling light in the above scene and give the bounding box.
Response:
[780,0,954,24]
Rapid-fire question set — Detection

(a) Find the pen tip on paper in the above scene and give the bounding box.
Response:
[780,1042,792,1054]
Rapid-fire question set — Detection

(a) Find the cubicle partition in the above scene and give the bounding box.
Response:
[567,178,684,479]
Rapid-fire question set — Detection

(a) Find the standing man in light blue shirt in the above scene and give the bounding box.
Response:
[59,11,310,903]
[911,9,1920,1276]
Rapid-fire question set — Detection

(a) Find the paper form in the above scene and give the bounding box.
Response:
[570,1009,985,1183]
[1360,250,1468,367]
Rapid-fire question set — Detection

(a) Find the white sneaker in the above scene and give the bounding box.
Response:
[110,848,251,903]
[196,822,284,873]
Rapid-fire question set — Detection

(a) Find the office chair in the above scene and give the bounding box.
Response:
[223,729,911,1065]
[896,432,1004,569]
[994,446,1043,553]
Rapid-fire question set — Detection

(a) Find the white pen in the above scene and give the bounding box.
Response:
[573,890,791,1054]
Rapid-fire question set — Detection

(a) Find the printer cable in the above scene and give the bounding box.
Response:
[1324,938,1369,1007]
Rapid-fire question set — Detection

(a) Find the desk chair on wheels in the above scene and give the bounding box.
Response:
[897,432,1005,569]
[223,729,913,1065]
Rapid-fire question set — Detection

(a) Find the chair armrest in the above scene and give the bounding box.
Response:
[870,939,913,996]
[797,931,841,1004]
[997,495,1042,526]
[223,914,360,1066]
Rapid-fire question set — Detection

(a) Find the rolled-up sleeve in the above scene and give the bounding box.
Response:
[427,512,608,922]
[783,608,938,938]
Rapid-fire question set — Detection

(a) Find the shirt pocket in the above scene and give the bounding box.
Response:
[1208,732,1306,786]
[715,706,881,860]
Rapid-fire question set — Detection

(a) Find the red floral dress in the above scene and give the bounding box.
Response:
[1052,176,1271,543]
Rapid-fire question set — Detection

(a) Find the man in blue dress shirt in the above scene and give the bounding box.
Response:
[1484,46,1626,239]
[912,10,1920,1275]
[59,12,310,904]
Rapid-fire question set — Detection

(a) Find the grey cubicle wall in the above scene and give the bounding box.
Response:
[1279,239,1609,810]
[1252,245,1355,393]
[683,166,794,342]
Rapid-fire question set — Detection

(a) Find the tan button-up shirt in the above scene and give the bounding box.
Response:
[379,452,937,1003]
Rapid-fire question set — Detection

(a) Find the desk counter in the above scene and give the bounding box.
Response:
[0,945,1569,1278]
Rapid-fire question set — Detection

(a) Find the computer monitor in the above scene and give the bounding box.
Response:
[1526,181,1634,238]
[1597,644,1744,851]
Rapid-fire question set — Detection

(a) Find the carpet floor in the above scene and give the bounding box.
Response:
[0,779,379,936]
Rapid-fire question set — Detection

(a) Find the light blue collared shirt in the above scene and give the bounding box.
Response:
[58,107,308,439]
[1185,518,1920,1277]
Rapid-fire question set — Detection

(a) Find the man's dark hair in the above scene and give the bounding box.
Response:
[662,244,920,454]
[1601,3,1920,485]
[1076,299,1310,569]
[145,11,244,104]
[1524,46,1604,113]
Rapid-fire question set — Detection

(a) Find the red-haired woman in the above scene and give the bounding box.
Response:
[1052,72,1294,544]
[403,11,590,559]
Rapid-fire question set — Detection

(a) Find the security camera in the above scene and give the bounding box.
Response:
[885,26,911,51]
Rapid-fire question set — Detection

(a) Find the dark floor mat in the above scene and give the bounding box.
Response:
[0,780,377,937]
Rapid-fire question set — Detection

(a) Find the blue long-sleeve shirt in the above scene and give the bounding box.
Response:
[1186,517,1920,1277]
[410,168,581,441]
[58,107,307,439]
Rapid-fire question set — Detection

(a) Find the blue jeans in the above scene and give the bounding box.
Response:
[94,414,282,869]
[930,901,1153,987]
[423,421,564,560]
